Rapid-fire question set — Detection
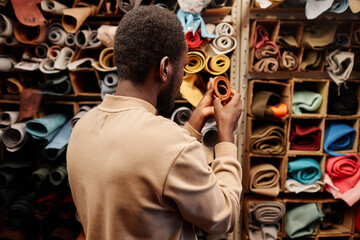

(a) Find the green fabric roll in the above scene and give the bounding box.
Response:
[285,203,324,238]
[292,90,322,114]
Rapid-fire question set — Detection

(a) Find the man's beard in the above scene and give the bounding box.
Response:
[156,69,178,112]
[157,78,176,112]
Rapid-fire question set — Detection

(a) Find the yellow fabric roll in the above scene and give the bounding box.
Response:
[184,49,206,74]
[204,54,230,75]
[180,72,204,107]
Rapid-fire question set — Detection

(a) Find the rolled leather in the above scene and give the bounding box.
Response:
[184,49,206,74]
[213,75,231,102]
[47,22,67,46]
[170,106,192,127]
[11,0,46,26]
[2,123,28,152]
[40,0,69,14]
[0,14,14,36]
[5,78,23,94]
[92,47,116,72]
[118,0,142,13]
[204,54,230,75]
[14,22,47,44]
[61,3,98,34]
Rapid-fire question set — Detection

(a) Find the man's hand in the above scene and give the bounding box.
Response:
[187,78,216,132]
[214,89,242,143]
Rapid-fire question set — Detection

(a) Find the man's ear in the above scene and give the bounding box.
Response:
[159,56,172,84]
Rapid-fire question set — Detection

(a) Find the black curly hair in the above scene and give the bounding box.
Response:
[114,6,187,86]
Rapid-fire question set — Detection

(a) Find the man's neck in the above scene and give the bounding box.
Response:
[115,80,158,108]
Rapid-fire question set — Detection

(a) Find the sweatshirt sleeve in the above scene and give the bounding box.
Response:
[162,140,242,234]
[183,122,203,142]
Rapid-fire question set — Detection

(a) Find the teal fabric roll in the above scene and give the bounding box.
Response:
[25,114,67,138]
[285,203,324,238]
[292,90,323,114]
[287,158,322,184]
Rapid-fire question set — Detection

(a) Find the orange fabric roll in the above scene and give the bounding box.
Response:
[213,75,231,102]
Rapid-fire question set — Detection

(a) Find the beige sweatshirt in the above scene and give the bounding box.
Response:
[67,95,242,240]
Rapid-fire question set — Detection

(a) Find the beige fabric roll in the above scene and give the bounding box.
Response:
[250,162,280,197]
[255,46,278,60]
[253,57,279,73]
[280,51,298,71]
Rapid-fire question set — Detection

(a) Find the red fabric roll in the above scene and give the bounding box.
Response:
[185,31,205,49]
[289,124,321,151]
[326,153,360,193]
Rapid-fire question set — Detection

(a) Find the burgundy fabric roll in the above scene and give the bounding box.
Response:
[289,124,321,151]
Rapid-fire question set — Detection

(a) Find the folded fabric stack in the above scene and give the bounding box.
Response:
[289,124,321,151]
[248,201,285,240]
[250,124,285,155]
[285,203,324,238]
[286,158,323,193]
[292,89,323,114]
[252,90,288,119]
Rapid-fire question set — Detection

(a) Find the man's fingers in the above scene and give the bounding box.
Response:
[213,97,222,109]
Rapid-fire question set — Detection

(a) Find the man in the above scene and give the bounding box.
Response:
[67,5,242,240]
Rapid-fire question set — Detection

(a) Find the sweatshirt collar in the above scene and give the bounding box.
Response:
[98,94,157,115]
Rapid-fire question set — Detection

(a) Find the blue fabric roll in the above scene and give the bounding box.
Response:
[43,121,72,161]
[25,114,67,138]
[288,158,322,184]
[176,9,216,38]
[324,122,356,156]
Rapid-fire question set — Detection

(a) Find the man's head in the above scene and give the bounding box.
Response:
[114,6,187,111]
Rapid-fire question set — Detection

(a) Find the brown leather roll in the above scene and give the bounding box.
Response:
[213,75,231,102]
[62,3,98,34]
[14,22,47,44]
[5,77,23,94]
